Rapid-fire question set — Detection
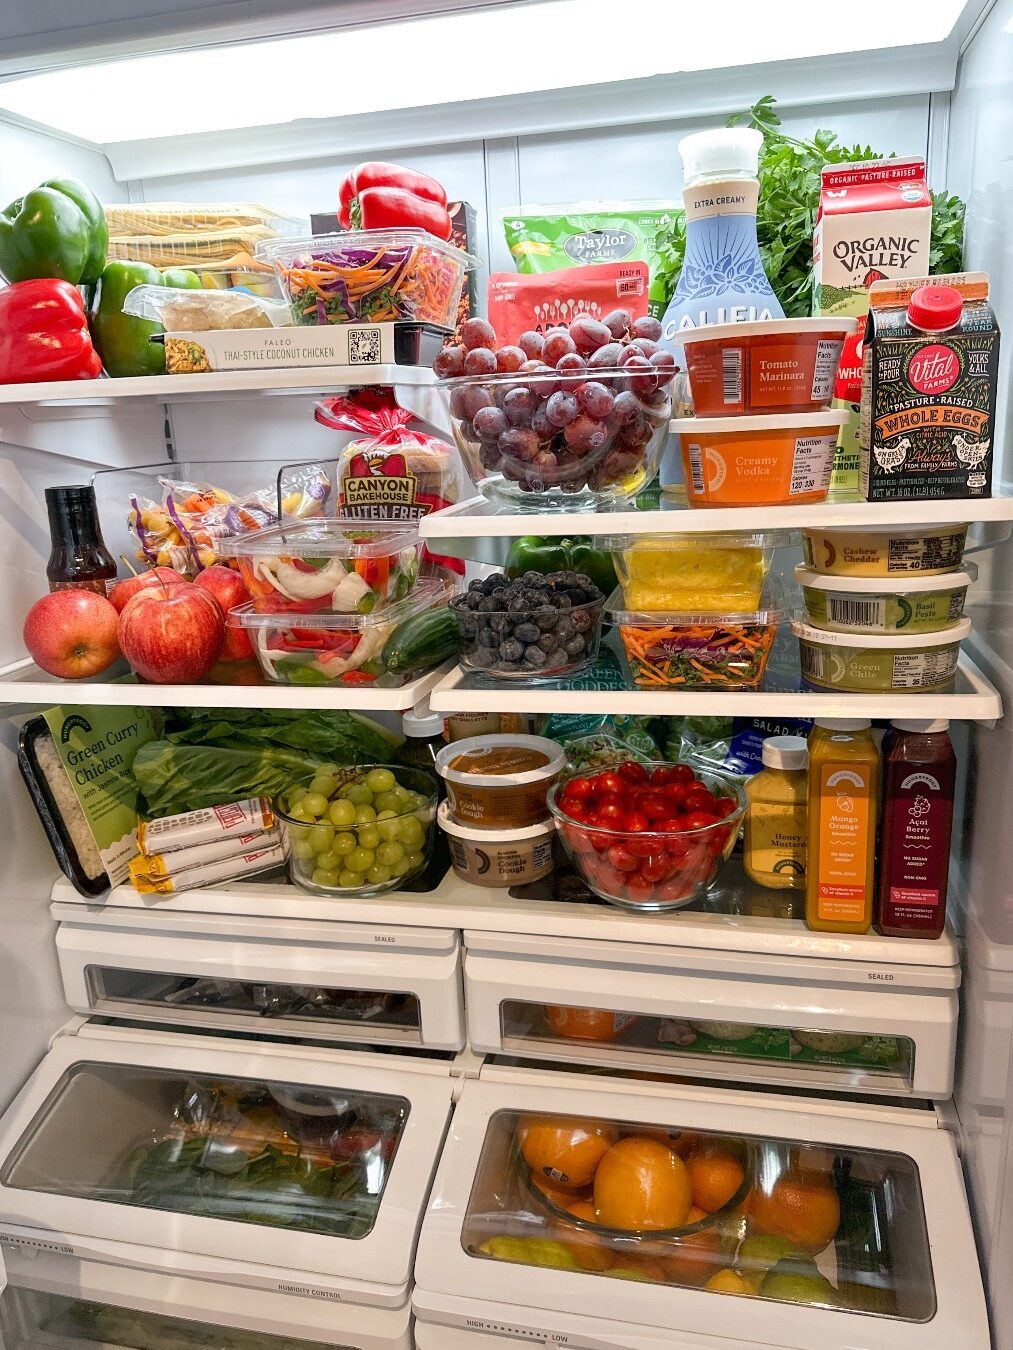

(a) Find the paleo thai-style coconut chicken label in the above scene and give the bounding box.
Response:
[860,272,1000,501]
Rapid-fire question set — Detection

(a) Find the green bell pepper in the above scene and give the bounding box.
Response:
[0,177,109,286]
[505,535,618,597]
[91,261,201,377]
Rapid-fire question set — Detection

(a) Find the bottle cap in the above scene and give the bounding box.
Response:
[813,717,872,731]
[678,127,762,184]
[890,718,950,733]
[402,708,444,738]
[761,735,808,770]
[907,284,962,332]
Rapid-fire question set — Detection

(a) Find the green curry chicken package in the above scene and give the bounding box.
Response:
[501,202,680,318]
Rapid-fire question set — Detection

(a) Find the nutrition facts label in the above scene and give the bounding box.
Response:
[886,531,966,573]
[789,435,836,496]
[891,650,959,688]
[810,339,840,401]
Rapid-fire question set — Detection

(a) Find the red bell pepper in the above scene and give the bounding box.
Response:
[0,278,102,384]
[338,162,452,240]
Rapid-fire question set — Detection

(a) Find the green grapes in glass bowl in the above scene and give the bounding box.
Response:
[276,764,437,898]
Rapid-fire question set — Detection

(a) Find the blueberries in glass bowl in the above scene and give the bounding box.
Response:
[452,570,605,681]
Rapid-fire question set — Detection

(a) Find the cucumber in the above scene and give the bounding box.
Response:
[382,605,460,675]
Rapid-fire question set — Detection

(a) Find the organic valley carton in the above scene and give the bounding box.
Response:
[813,158,932,493]
[860,272,1000,501]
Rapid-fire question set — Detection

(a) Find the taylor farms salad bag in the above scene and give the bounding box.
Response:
[502,202,680,318]
[486,262,650,344]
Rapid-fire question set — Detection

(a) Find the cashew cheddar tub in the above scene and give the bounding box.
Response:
[801,522,969,578]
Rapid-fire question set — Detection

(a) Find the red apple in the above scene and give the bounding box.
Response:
[193,563,254,660]
[119,584,224,683]
[23,589,121,679]
[108,566,185,614]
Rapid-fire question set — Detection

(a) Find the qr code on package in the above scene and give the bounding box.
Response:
[349,328,381,364]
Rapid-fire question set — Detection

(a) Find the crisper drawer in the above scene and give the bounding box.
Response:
[463,930,959,1098]
[0,1244,411,1349]
[0,1032,454,1308]
[413,1076,987,1350]
[54,910,465,1051]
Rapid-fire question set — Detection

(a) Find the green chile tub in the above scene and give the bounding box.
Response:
[795,563,977,635]
[792,618,971,692]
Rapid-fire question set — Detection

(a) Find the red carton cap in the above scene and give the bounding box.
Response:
[908,283,963,331]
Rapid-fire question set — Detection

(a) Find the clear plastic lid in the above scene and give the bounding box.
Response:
[791,617,971,649]
[604,530,786,552]
[219,518,420,560]
[105,202,304,236]
[606,587,782,629]
[123,285,290,331]
[256,228,477,272]
[796,562,978,592]
[230,578,446,632]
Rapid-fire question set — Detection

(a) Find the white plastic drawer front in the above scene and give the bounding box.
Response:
[413,1078,988,1350]
[56,918,465,1051]
[0,1243,411,1348]
[0,1035,453,1307]
[463,931,957,1098]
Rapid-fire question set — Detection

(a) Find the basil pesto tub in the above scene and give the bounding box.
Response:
[792,618,971,693]
[795,563,977,635]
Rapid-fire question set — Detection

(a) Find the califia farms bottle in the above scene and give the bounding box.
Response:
[660,127,783,486]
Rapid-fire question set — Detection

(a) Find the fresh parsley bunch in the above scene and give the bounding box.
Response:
[654,95,966,319]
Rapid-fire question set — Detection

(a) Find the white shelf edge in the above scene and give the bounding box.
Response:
[428,653,1002,724]
[0,363,434,407]
[420,493,1013,540]
[0,658,452,711]
[50,870,958,971]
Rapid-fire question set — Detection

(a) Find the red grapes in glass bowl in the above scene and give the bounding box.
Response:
[548,761,746,912]
[434,311,676,511]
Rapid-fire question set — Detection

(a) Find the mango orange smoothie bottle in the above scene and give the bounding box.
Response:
[806,718,879,934]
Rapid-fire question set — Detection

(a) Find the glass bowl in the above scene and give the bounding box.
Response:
[437,367,673,513]
[548,766,746,912]
[275,764,437,898]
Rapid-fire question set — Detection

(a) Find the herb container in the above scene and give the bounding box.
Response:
[607,589,781,689]
[232,579,446,687]
[796,563,977,635]
[220,518,423,616]
[792,617,971,693]
[257,228,476,328]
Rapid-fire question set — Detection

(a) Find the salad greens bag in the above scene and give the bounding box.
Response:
[501,202,680,318]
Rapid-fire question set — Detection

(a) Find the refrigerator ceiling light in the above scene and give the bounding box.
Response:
[0,0,968,145]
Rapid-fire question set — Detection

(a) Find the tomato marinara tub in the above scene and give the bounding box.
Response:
[675,409,848,507]
[682,318,859,415]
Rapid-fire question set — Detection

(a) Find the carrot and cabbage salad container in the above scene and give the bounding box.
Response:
[257,229,476,327]
[680,317,858,415]
[606,588,782,689]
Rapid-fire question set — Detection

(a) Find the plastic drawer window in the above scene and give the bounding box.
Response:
[1,1064,409,1241]
[461,1109,935,1320]
[85,966,423,1041]
[0,1285,356,1349]
[499,1000,916,1092]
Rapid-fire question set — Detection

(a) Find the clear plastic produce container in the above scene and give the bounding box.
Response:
[219,519,423,616]
[795,563,977,635]
[674,410,848,507]
[792,617,971,692]
[801,522,969,577]
[438,368,672,512]
[231,578,446,687]
[275,764,437,897]
[607,589,782,689]
[681,317,858,415]
[605,531,781,613]
[257,228,476,327]
[450,586,605,682]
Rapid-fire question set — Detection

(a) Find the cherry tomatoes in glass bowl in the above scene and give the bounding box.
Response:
[548,763,746,912]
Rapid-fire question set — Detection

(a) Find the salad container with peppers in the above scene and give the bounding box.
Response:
[257,229,475,328]
[219,519,423,616]
[606,588,782,689]
[231,578,447,687]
